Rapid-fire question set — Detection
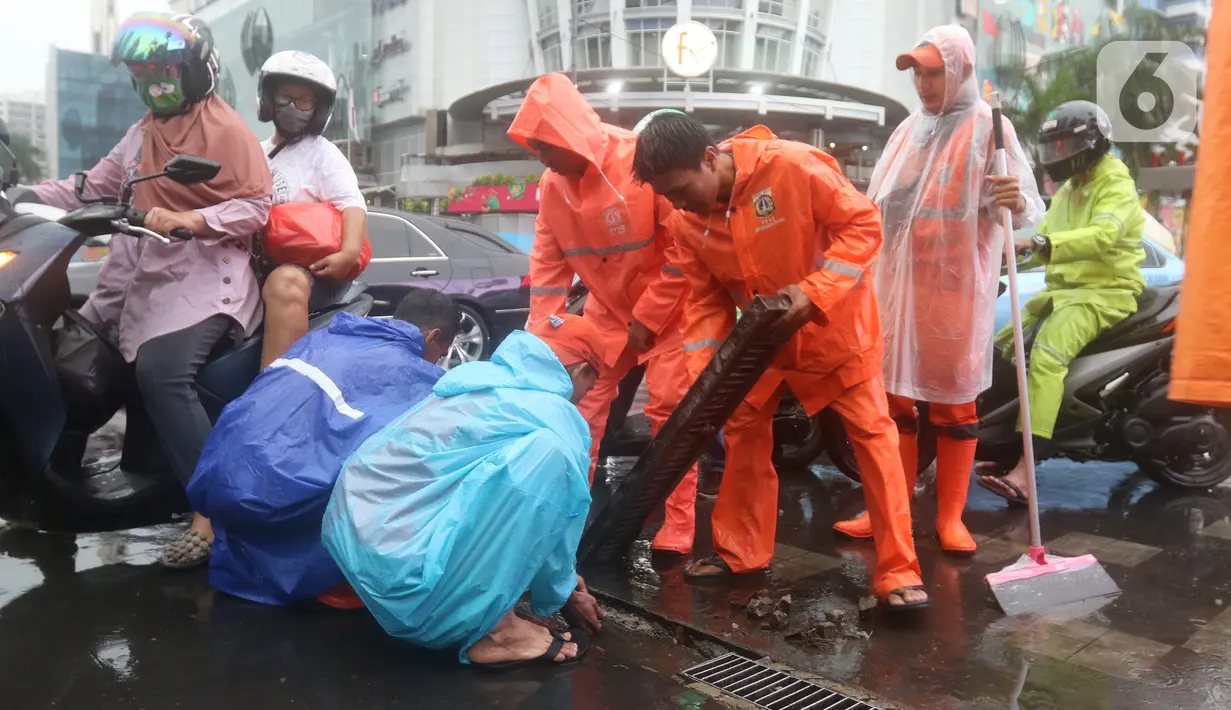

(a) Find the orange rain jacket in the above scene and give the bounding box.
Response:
[1172,6,1231,406]
[508,73,688,368]
[671,126,886,413]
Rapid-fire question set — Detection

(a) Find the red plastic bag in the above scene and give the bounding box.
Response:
[263,202,371,280]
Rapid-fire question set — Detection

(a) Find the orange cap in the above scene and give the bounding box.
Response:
[529,314,604,372]
[895,41,944,71]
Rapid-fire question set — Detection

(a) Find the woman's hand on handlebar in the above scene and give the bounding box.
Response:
[144,207,204,240]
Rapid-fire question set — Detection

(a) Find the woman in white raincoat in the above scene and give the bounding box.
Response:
[833,25,1044,554]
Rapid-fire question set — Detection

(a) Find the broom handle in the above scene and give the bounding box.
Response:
[990,93,1044,556]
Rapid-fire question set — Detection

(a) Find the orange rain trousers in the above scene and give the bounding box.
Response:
[577,345,698,554]
[715,376,921,599]
[833,396,978,553]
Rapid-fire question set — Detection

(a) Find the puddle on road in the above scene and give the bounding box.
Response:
[587,456,1231,710]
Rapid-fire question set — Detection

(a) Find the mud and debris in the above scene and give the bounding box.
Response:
[787,606,873,646]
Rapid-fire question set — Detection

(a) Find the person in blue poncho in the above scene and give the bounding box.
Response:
[187,289,459,606]
[322,313,607,670]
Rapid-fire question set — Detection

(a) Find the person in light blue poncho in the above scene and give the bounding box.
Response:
[322,313,608,670]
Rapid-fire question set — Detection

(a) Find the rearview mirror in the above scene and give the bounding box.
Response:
[0,117,9,147]
[163,155,221,185]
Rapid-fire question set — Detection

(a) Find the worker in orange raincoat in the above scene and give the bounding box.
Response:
[1172,5,1231,408]
[833,26,1044,554]
[631,111,928,610]
[507,74,698,554]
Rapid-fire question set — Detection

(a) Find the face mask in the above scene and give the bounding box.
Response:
[274,102,314,137]
[137,76,185,112]
[1044,162,1075,186]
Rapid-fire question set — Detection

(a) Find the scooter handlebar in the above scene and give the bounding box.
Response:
[125,210,194,241]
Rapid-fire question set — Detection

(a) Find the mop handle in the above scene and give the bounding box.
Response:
[990,93,1044,555]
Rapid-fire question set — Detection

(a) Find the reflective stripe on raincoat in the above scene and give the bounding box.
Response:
[321,331,592,661]
[187,313,444,606]
[868,24,1044,405]
[507,73,687,368]
[1172,4,1231,406]
[671,125,886,414]
[1026,153,1146,315]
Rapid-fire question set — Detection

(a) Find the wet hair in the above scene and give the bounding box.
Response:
[393,289,462,343]
[631,112,716,184]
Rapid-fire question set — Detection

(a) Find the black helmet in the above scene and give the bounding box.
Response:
[112,12,220,110]
[1037,100,1113,184]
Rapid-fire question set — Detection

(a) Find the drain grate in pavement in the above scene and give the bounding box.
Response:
[681,653,883,710]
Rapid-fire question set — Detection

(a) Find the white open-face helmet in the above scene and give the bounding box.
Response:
[258,50,337,135]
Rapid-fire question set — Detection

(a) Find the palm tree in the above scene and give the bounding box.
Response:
[1002,2,1206,180]
[6,132,45,183]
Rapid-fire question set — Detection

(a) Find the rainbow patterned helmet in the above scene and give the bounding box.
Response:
[112,12,220,108]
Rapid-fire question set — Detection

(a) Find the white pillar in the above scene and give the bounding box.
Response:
[789,0,809,75]
[610,1,628,67]
[527,0,545,75]
[677,0,691,23]
[740,0,757,69]
[558,0,574,72]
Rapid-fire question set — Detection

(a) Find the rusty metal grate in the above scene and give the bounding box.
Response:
[578,295,793,563]
[681,653,884,710]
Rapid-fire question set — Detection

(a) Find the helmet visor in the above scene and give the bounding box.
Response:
[1038,130,1093,165]
[112,13,195,66]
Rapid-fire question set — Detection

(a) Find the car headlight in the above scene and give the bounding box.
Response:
[0,251,15,269]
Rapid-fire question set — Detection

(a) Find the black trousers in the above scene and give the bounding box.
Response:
[133,315,234,488]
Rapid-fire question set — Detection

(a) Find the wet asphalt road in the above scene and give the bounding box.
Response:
[0,521,721,710]
[3,455,1231,710]
[586,457,1231,710]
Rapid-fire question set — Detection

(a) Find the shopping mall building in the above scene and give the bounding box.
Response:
[171,0,1192,248]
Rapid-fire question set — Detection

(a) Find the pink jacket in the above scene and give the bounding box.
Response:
[34,122,271,361]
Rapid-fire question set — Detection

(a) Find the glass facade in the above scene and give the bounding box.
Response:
[542,33,564,72]
[51,49,148,178]
[575,23,613,69]
[802,36,824,78]
[753,25,792,73]
[702,18,743,69]
[626,17,672,68]
[203,0,374,142]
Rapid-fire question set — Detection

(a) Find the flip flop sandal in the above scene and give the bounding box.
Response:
[477,628,591,673]
[977,475,1030,508]
[683,555,767,583]
[883,586,930,613]
[159,530,212,570]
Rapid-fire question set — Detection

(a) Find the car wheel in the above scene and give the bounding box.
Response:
[441,305,490,370]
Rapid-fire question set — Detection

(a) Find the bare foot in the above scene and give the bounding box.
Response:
[467,612,579,666]
[978,457,1031,506]
[189,513,214,541]
[887,587,929,606]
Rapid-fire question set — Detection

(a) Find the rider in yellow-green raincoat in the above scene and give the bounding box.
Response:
[978,101,1146,507]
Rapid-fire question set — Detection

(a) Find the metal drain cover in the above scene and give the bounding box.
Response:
[681,653,884,710]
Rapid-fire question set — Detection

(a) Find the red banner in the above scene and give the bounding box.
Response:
[445,184,541,214]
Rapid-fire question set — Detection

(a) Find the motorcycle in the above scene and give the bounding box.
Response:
[0,118,373,532]
[826,253,1231,489]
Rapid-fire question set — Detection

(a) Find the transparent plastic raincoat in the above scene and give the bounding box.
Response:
[320,331,592,662]
[867,25,1044,404]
